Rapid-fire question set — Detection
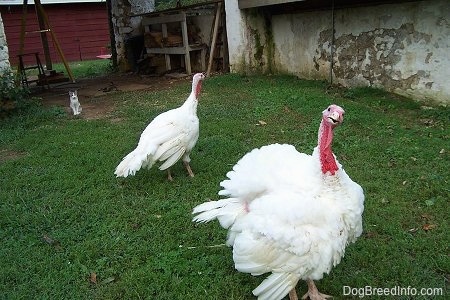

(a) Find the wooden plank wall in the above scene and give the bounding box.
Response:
[1,3,110,66]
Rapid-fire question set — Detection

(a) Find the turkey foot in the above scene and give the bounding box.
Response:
[184,161,195,177]
[167,169,173,181]
[301,280,332,300]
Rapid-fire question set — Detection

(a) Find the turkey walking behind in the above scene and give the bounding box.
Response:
[115,73,205,180]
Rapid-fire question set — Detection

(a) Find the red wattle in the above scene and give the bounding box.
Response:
[195,81,202,98]
[319,121,338,175]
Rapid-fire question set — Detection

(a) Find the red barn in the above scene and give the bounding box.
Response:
[0,0,110,66]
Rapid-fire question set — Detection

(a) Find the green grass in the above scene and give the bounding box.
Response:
[0,74,448,299]
[52,59,114,79]
[15,59,113,80]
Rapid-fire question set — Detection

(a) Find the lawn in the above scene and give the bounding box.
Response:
[52,59,113,79]
[13,59,113,80]
[0,74,448,299]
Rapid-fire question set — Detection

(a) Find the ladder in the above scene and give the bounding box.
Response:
[17,52,50,89]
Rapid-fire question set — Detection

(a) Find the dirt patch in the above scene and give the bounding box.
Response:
[34,73,190,120]
[0,149,27,163]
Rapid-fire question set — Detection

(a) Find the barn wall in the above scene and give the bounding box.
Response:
[225,0,450,106]
[0,3,110,66]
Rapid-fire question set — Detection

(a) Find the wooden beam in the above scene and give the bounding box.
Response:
[238,0,305,9]
[180,12,192,74]
[145,45,205,55]
[16,0,28,85]
[35,0,75,82]
[34,0,52,70]
[206,2,222,76]
[142,13,185,26]
[19,0,28,56]
[161,23,171,71]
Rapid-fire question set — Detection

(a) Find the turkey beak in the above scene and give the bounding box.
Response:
[328,111,342,124]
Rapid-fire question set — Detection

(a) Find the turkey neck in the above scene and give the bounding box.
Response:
[194,80,202,98]
[183,80,202,114]
[318,120,338,175]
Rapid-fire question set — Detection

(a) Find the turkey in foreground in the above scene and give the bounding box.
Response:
[193,104,364,300]
[115,73,205,180]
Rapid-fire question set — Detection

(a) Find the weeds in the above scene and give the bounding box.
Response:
[0,72,31,115]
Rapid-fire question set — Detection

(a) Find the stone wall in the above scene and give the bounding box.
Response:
[0,12,11,74]
[110,0,155,71]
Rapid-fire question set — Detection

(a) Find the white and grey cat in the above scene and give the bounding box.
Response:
[68,90,82,115]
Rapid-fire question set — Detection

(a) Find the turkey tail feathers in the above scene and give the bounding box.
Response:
[192,198,245,229]
[114,149,153,178]
[252,273,299,300]
[158,146,185,170]
[158,149,184,170]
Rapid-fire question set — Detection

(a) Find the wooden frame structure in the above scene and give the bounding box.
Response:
[140,0,228,76]
[17,0,74,85]
[142,12,207,75]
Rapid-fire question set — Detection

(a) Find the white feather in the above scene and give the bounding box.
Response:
[193,198,244,228]
[252,272,299,300]
[158,146,185,170]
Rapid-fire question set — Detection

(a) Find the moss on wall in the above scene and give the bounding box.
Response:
[237,8,276,75]
[262,9,275,74]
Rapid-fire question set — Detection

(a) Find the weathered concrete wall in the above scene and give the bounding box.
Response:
[0,12,11,74]
[225,0,450,106]
[225,0,274,74]
[111,0,154,71]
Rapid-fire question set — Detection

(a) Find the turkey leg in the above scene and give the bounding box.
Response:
[289,289,299,300]
[167,169,173,181]
[301,280,332,300]
[183,161,195,177]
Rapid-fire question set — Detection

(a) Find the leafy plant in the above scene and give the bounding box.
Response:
[0,72,30,115]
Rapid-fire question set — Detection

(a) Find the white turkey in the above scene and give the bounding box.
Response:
[193,104,364,300]
[115,73,205,180]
